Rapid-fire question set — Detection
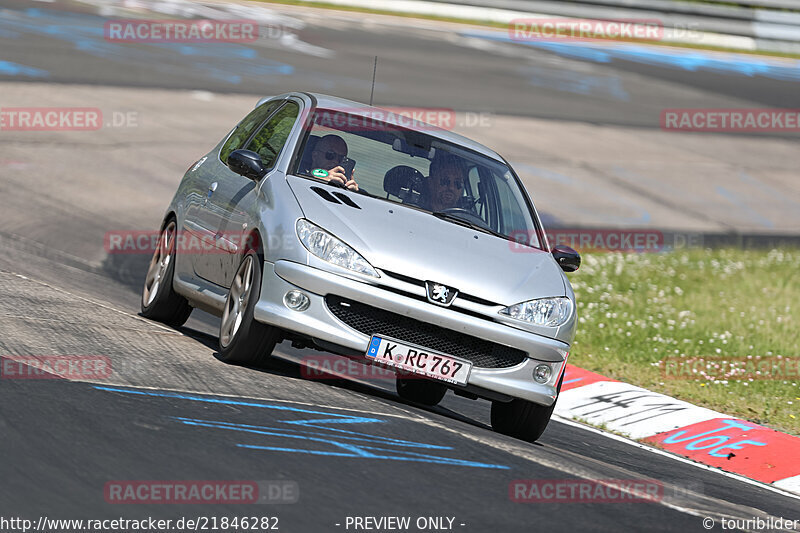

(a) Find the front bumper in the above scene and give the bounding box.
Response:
[253,260,569,406]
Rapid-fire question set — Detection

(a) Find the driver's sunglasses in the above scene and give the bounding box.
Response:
[439,177,464,189]
[317,149,344,164]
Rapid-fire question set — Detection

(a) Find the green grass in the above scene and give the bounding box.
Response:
[568,248,800,435]
[256,0,800,59]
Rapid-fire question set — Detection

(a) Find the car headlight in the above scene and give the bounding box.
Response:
[499,297,573,327]
[296,219,378,277]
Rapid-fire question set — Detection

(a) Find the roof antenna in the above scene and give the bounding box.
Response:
[369,55,378,106]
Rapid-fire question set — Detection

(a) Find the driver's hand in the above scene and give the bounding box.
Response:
[328,166,359,192]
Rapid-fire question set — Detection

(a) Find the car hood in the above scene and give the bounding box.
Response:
[287,176,566,306]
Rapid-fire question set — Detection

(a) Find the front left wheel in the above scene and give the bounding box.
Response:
[218,250,281,366]
[141,219,192,328]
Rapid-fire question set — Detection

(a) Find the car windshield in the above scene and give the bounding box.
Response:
[292,109,543,249]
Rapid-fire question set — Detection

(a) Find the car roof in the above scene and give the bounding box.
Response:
[266,92,505,163]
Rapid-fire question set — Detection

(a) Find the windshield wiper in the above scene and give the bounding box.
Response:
[430,211,508,240]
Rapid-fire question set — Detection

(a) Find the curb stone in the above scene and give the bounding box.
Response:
[555,364,800,495]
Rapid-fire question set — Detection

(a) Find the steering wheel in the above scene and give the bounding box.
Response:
[438,207,490,229]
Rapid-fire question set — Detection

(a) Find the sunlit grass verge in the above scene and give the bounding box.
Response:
[568,248,799,435]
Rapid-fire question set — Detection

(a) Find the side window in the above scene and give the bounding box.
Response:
[219,100,281,164]
[468,166,491,225]
[496,174,530,237]
[246,102,300,169]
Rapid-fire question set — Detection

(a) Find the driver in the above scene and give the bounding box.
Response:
[422,154,467,211]
[308,134,359,192]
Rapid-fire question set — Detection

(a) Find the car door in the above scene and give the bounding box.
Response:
[193,99,301,288]
[182,99,283,286]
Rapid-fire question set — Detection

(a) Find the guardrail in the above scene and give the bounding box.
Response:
[529,0,800,15]
[655,0,800,9]
[296,0,800,53]
[442,0,800,52]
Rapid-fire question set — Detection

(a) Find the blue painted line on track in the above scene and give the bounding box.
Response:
[521,66,630,101]
[739,171,800,211]
[515,163,652,224]
[0,60,49,78]
[0,8,294,84]
[462,31,800,81]
[715,186,774,228]
[513,163,573,185]
[173,417,449,449]
[94,386,510,470]
[93,385,383,421]
[237,443,510,468]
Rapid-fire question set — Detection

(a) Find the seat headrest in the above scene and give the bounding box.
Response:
[384,165,424,198]
[300,135,321,171]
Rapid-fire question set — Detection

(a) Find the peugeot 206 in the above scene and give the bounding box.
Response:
[141,92,580,442]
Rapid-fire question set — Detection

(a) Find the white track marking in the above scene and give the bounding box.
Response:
[552,414,800,502]
[410,414,799,524]
[775,475,800,493]
[4,270,178,334]
[555,380,725,439]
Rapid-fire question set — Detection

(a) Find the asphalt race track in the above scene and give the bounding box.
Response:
[0,1,799,532]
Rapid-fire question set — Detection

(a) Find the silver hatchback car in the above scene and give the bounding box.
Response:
[141,92,580,442]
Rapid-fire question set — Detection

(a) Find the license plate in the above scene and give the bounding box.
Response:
[365,335,472,386]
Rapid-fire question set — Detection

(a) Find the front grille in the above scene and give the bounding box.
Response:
[325,295,527,369]
[374,283,488,321]
[381,269,499,307]
[381,270,424,287]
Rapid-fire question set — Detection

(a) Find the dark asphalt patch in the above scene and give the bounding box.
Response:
[0,379,706,532]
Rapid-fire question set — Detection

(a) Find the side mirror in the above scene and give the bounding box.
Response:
[227,149,266,181]
[552,244,580,272]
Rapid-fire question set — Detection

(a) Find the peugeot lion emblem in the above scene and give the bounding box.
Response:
[425,281,458,307]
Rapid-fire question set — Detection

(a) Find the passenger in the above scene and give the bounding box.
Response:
[422,154,467,211]
[308,134,358,192]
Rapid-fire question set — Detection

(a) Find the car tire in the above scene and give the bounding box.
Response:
[490,373,563,443]
[141,218,193,328]
[396,375,447,406]
[218,250,280,366]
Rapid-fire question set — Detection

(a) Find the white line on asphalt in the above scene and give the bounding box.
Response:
[4,270,180,334]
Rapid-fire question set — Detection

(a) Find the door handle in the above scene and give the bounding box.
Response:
[203,182,218,206]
